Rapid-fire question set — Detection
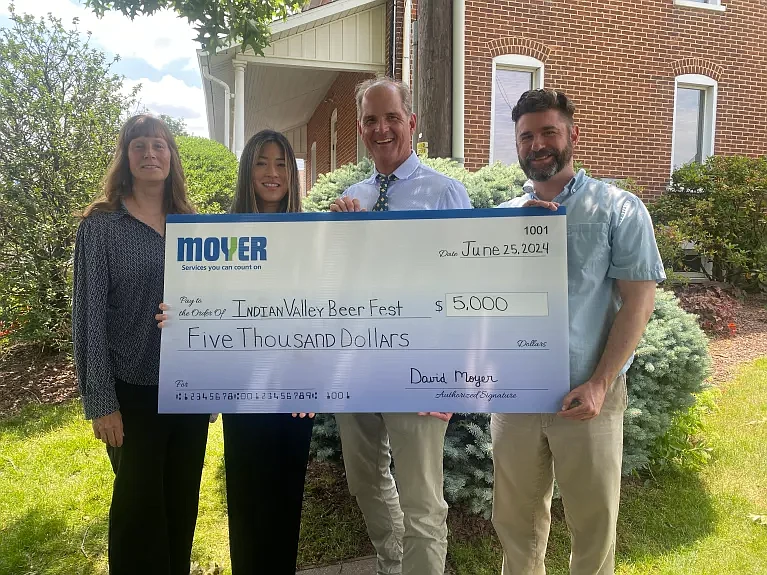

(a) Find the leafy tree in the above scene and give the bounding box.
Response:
[160,114,189,137]
[83,0,302,55]
[0,10,137,349]
[176,136,237,213]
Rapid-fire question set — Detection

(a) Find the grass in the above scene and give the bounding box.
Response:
[447,358,767,575]
[1,358,765,574]
[0,404,367,574]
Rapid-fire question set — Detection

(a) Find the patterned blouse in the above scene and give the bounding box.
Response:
[72,205,165,419]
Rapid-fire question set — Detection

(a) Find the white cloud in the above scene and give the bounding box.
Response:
[3,1,210,138]
[3,0,200,71]
[123,76,208,137]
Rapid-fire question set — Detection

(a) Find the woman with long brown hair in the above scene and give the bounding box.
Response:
[228,129,312,574]
[73,114,209,575]
[157,129,311,574]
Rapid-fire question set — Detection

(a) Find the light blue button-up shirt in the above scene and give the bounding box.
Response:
[342,151,472,210]
[497,169,666,389]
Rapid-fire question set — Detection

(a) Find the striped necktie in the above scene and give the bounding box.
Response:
[372,174,397,212]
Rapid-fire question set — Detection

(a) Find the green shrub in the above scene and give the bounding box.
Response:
[302,156,525,212]
[649,155,767,292]
[302,157,374,212]
[465,162,527,208]
[622,289,711,473]
[310,288,712,517]
[420,156,472,185]
[649,388,718,474]
[176,136,238,214]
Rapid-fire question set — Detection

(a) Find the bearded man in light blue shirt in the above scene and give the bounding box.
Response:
[330,77,470,575]
[492,89,665,575]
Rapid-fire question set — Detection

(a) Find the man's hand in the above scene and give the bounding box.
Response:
[92,411,124,447]
[557,380,608,420]
[418,412,453,422]
[522,199,559,211]
[330,197,365,212]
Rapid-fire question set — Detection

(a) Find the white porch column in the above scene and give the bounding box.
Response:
[233,60,247,159]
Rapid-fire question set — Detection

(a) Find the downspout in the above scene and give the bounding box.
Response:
[452,0,465,162]
[390,0,397,78]
[202,57,233,152]
[402,0,412,86]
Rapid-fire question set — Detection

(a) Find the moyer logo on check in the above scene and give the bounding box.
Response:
[177,236,267,262]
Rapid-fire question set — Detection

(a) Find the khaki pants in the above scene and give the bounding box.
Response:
[335,413,449,575]
[490,374,627,575]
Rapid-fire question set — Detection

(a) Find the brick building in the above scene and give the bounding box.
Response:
[199,0,767,198]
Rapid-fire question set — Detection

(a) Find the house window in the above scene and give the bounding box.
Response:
[672,74,717,171]
[674,0,726,11]
[490,55,545,165]
[330,109,338,171]
[310,142,317,186]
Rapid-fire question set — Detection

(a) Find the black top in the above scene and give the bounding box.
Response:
[72,204,165,419]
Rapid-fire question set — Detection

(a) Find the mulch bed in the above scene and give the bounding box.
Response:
[0,345,76,417]
[706,292,767,384]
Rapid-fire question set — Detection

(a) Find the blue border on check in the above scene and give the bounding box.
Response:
[167,206,566,223]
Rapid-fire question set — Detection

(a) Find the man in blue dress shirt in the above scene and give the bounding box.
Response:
[330,77,471,575]
[492,89,665,575]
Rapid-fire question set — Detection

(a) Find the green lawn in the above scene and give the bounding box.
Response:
[1,358,765,574]
[449,358,767,575]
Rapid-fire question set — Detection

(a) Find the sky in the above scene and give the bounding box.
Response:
[0,0,209,136]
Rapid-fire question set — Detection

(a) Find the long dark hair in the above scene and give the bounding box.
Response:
[232,130,302,214]
[83,114,193,217]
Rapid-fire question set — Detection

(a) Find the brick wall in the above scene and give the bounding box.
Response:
[462,0,767,198]
[306,72,375,191]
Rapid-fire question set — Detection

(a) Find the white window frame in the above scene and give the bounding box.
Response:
[330,108,338,171]
[310,141,317,186]
[674,0,726,12]
[671,73,717,174]
[489,54,545,164]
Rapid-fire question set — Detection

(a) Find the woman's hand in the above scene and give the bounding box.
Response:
[92,411,124,447]
[155,302,169,328]
[292,413,316,419]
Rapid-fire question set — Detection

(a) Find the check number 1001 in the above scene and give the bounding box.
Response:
[437,293,549,317]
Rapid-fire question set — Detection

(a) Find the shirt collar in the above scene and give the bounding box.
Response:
[524,168,587,203]
[372,151,420,181]
[108,201,131,220]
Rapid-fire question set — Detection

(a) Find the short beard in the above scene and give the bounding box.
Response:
[518,140,573,182]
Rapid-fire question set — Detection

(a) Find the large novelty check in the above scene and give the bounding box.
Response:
[158,208,570,414]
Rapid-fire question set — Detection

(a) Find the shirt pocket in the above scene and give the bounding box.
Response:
[566,223,610,276]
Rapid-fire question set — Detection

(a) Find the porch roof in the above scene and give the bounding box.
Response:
[197,0,386,146]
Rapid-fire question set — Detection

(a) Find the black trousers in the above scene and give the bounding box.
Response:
[223,413,314,575]
[106,382,209,575]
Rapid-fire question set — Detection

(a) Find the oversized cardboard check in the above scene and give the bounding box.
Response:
[158,208,570,414]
